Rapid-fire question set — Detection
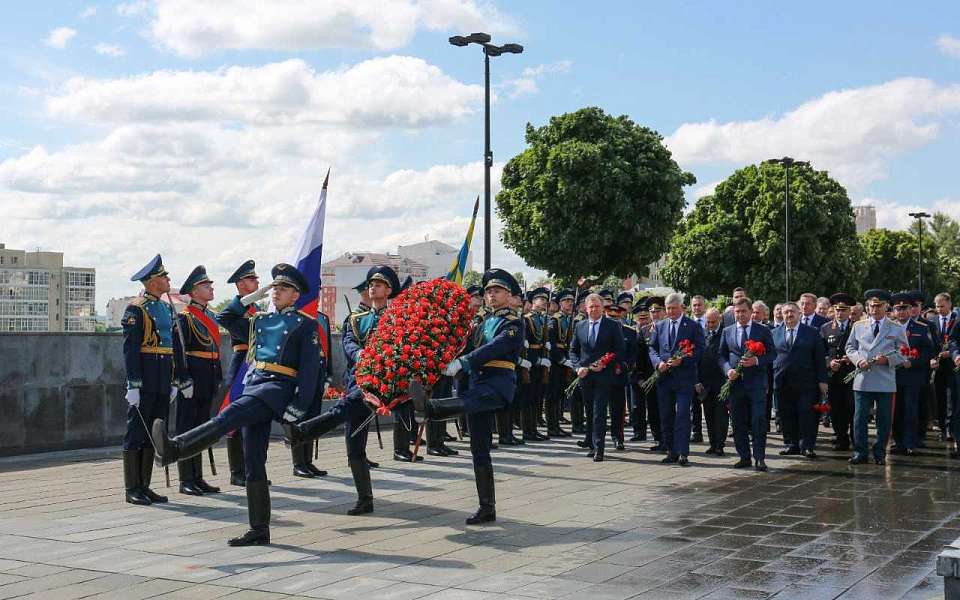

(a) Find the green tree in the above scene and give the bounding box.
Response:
[496,107,695,280]
[660,162,862,300]
[861,227,941,299]
[461,270,482,289]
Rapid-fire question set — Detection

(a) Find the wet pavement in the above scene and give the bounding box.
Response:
[0,424,956,599]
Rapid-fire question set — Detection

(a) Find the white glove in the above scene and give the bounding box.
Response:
[520,359,532,370]
[444,360,463,376]
[539,358,552,368]
[282,409,299,423]
[180,382,194,399]
[545,342,552,351]
[562,359,574,369]
[169,387,178,401]
[125,388,140,408]
[524,339,529,348]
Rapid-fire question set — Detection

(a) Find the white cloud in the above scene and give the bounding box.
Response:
[502,60,571,98]
[665,78,960,192]
[861,196,960,231]
[692,179,720,199]
[146,0,521,58]
[44,27,77,49]
[80,6,97,19]
[46,57,483,127]
[936,34,960,59]
[116,1,149,16]
[94,43,125,57]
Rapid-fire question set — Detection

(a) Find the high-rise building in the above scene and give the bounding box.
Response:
[0,243,97,332]
[853,205,877,234]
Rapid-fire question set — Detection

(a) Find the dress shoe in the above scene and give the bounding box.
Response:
[690,433,704,443]
[366,459,379,469]
[196,479,221,494]
[732,458,751,468]
[587,449,596,458]
[704,447,716,455]
[499,438,522,446]
[466,506,496,524]
[393,450,423,462]
[228,527,269,547]
[427,447,447,457]
[849,454,869,464]
[179,482,205,496]
[615,441,625,451]
[125,489,151,506]
[661,454,678,464]
[230,474,246,486]
[524,432,548,442]
[801,449,817,460]
[347,498,374,515]
[754,459,768,472]
[779,447,801,456]
[293,464,315,478]
[576,440,591,448]
[305,464,327,477]
[874,456,886,465]
[629,433,647,442]
[678,455,689,467]
[593,452,604,462]
[649,444,667,453]
[714,448,725,457]
[903,448,916,456]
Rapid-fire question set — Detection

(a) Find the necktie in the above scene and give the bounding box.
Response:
[669,320,677,347]
[787,328,794,347]
[589,320,598,345]
[943,317,948,335]
[739,326,746,349]
[873,321,880,338]
[697,317,703,330]
[803,316,809,326]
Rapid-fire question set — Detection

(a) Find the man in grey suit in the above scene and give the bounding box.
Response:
[845,289,909,465]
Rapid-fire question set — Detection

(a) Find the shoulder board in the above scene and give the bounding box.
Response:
[852,321,867,328]
[913,320,928,328]
[622,324,637,332]
[297,310,313,319]
[503,313,518,320]
[351,309,371,318]
[130,297,147,307]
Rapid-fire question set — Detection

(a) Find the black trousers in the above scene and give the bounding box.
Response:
[934,367,956,435]
[827,382,854,445]
[690,391,703,437]
[608,384,627,443]
[778,386,818,451]
[702,384,727,449]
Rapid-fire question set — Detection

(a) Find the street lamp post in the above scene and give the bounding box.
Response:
[449,33,524,271]
[765,157,809,301]
[908,211,931,297]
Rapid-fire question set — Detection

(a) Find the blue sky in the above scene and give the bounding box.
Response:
[2,1,960,309]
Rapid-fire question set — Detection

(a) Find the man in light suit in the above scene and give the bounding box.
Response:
[569,293,626,461]
[772,302,828,459]
[718,297,776,471]
[648,292,705,466]
[845,289,909,465]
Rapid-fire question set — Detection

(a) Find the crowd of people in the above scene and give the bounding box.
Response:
[116,252,960,547]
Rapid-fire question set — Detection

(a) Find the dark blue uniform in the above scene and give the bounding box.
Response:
[338,306,386,460]
[547,310,575,435]
[520,310,549,440]
[893,319,935,451]
[216,294,257,485]
[610,320,637,445]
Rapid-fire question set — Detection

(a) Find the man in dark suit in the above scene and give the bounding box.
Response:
[722,287,748,328]
[569,293,626,461]
[718,298,776,471]
[798,293,829,330]
[648,293,705,465]
[697,308,727,455]
[773,301,828,458]
[891,292,935,455]
[931,293,957,443]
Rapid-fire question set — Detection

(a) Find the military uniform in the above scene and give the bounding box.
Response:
[412,268,524,524]
[609,308,637,449]
[154,263,322,546]
[547,289,575,437]
[892,293,935,453]
[175,266,223,496]
[630,304,655,442]
[519,288,550,441]
[121,254,189,506]
[569,290,589,434]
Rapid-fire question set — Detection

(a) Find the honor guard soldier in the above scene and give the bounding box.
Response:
[290,303,331,479]
[216,260,258,486]
[121,254,190,506]
[175,266,223,496]
[153,264,322,546]
[520,287,550,441]
[568,290,590,433]
[821,293,856,451]
[411,269,524,524]
[547,289,575,437]
[891,292,934,455]
[353,280,371,312]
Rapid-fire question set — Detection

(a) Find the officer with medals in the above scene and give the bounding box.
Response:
[121,255,190,506]
[820,292,856,451]
[891,292,935,455]
[547,289,575,437]
[411,269,524,524]
[153,264,322,546]
[520,287,551,441]
[216,260,259,486]
[175,266,223,496]
[629,301,655,442]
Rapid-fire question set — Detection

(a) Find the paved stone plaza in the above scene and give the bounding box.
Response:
[0,428,956,599]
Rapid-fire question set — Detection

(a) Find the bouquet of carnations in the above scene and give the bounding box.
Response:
[641,338,695,393]
[354,279,474,416]
[323,384,344,400]
[717,340,767,404]
[842,349,897,384]
[813,398,832,414]
[897,344,919,368]
[564,352,616,399]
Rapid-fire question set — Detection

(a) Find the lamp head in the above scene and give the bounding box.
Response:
[483,43,502,56]
[501,43,524,54]
[466,32,491,44]
[449,35,469,47]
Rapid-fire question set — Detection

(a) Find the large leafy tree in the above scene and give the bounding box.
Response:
[496,107,695,280]
[860,227,942,299]
[660,162,862,301]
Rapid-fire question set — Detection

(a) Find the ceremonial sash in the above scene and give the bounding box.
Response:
[187,305,222,350]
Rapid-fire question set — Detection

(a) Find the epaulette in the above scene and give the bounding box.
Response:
[130,297,147,307]
[297,309,315,320]
[622,324,637,332]
[493,307,517,319]
[913,320,929,328]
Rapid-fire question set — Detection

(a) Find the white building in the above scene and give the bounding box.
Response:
[320,252,428,326]
[853,205,877,234]
[397,239,468,280]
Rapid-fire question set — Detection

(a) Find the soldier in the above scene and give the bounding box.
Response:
[630,302,655,442]
[568,290,590,434]
[153,264,322,545]
[605,303,636,450]
[412,269,524,524]
[121,254,190,506]
[845,289,909,465]
[353,280,371,312]
[547,289,575,437]
[520,287,550,441]
[175,266,223,496]
[290,303,332,479]
[820,293,856,451]
[891,292,934,455]
[217,260,259,486]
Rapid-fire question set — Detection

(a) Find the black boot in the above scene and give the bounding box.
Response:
[228,480,270,546]
[178,456,204,496]
[304,440,327,477]
[292,443,314,478]
[496,410,520,445]
[140,448,167,503]
[152,418,221,467]
[466,463,496,524]
[347,459,374,515]
[123,450,151,505]
[287,411,339,446]
[226,434,246,486]
[195,455,220,494]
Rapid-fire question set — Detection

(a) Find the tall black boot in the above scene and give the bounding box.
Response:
[152,418,222,467]
[140,448,168,503]
[228,480,270,546]
[195,455,220,494]
[466,463,496,524]
[123,450,151,505]
[178,456,204,495]
[496,409,519,445]
[226,434,246,486]
[303,440,328,477]
[525,402,547,441]
[347,459,374,515]
[292,442,314,478]
[286,411,339,446]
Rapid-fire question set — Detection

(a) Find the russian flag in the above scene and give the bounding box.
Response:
[290,168,330,358]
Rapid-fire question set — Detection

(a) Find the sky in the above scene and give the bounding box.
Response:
[2,1,960,312]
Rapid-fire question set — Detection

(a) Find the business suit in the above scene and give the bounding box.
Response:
[569,316,626,455]
[845,317,909,461]
[893,319,935,451]
[932,313,957,440]
[719,321,776,462]
[799,313,829,330]
[772,323,828,452]
[698,326,727,452]
[648,315,706,458]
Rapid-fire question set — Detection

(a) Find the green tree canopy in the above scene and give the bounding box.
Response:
[496,107,695,280]
[660,162,862,301]
[859,228,941,299]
